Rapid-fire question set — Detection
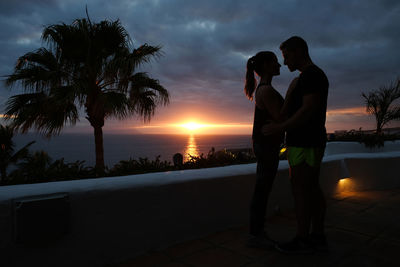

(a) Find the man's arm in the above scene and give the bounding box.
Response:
[280,77,299,119]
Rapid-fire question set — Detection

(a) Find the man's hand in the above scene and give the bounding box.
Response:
[262,122,283,135]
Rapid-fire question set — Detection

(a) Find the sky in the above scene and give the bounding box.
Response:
[0,0,399,135]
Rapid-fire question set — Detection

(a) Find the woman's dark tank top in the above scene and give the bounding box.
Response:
[252,83,284,144]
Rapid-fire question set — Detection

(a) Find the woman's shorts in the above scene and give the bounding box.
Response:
[287,146,325,167]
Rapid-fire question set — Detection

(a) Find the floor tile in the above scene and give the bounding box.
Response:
[113,189,400,267]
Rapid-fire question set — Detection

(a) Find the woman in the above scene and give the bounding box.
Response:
[245,51,284,248]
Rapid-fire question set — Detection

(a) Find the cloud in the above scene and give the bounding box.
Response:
[0,0,399,132]
[327,107,367,117]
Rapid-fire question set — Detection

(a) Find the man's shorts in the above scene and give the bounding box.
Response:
[287,146,325,167]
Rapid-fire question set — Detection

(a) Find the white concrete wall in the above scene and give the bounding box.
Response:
[325,140,400,155]
[0,142,399,267]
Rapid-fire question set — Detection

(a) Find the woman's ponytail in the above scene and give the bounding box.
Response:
[244,57,256,100]
[244,51,275,100]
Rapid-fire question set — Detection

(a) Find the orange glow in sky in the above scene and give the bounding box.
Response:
[326,107,366,116]
[180,122,207,131]
[175,121,252,134]
[132,120,253,135]
[124,106,399,135]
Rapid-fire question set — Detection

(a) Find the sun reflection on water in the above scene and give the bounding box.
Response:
[184,134,200,162]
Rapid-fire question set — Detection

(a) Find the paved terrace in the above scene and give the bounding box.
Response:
[113,189,400,267]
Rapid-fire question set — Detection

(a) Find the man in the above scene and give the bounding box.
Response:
[263,36,329,253]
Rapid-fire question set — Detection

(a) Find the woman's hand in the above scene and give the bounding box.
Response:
[262,122,283,135]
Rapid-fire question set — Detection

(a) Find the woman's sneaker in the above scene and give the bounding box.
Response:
[275,237,314,254]
[246,232,276,249]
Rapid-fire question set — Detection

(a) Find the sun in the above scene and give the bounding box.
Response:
[180,122,205,131]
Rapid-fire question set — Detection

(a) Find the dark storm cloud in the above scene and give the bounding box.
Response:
[1,0,399,129]
[0,0,57,15]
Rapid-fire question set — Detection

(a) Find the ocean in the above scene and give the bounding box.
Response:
[13,133,252,168]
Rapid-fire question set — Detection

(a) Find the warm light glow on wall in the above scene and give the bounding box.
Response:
[339,178,350,184]
[337,177,355,193]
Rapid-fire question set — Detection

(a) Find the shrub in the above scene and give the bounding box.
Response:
[108,156,172,176]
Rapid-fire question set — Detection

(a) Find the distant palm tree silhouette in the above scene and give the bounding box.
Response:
[0,124,34,182]
[4,14,169,173]
[15,150,52,182]
[362,78,400,134]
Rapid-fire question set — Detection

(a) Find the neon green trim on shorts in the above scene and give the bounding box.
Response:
[287,146,325,167]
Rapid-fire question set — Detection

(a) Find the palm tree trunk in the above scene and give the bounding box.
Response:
[93,125,105,173]
[376,121,382,135]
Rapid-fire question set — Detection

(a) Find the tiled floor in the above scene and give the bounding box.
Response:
[113,189,400,267]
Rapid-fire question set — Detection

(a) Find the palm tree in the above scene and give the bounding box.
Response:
[0,124,35,182]
[4,16,169,173]
[362,78,400,134]
[15,150,53,183]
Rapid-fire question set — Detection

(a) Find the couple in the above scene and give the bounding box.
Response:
[245,36,329,254]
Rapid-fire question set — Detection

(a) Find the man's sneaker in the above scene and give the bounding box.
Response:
[309,233,329,252]
[275,237,314,254]
[246,232,276,249]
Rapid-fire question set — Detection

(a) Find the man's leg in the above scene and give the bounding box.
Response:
[275,162,315,254]
[290,162,313,238]
[310,165,326,235]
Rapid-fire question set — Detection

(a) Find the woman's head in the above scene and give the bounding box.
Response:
[244,51,280,100]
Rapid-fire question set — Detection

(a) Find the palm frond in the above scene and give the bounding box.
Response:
[130,43,162,69]
[9,141,35,164]
[102,91,131,119]
[384,107,400,123]
[128,72,169,122]
[4,92,79,137]
[5,48,67,92]
[129,72,169,102]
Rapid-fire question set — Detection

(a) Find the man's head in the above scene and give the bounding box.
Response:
[280,36,310,72]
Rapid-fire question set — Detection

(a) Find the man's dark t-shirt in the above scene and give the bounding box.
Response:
[286,65,329,147]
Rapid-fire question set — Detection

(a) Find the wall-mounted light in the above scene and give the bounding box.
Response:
[337,159,354,193]
[339,159,350,180]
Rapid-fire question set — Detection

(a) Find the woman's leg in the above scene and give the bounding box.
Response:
[249,143,280,235]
